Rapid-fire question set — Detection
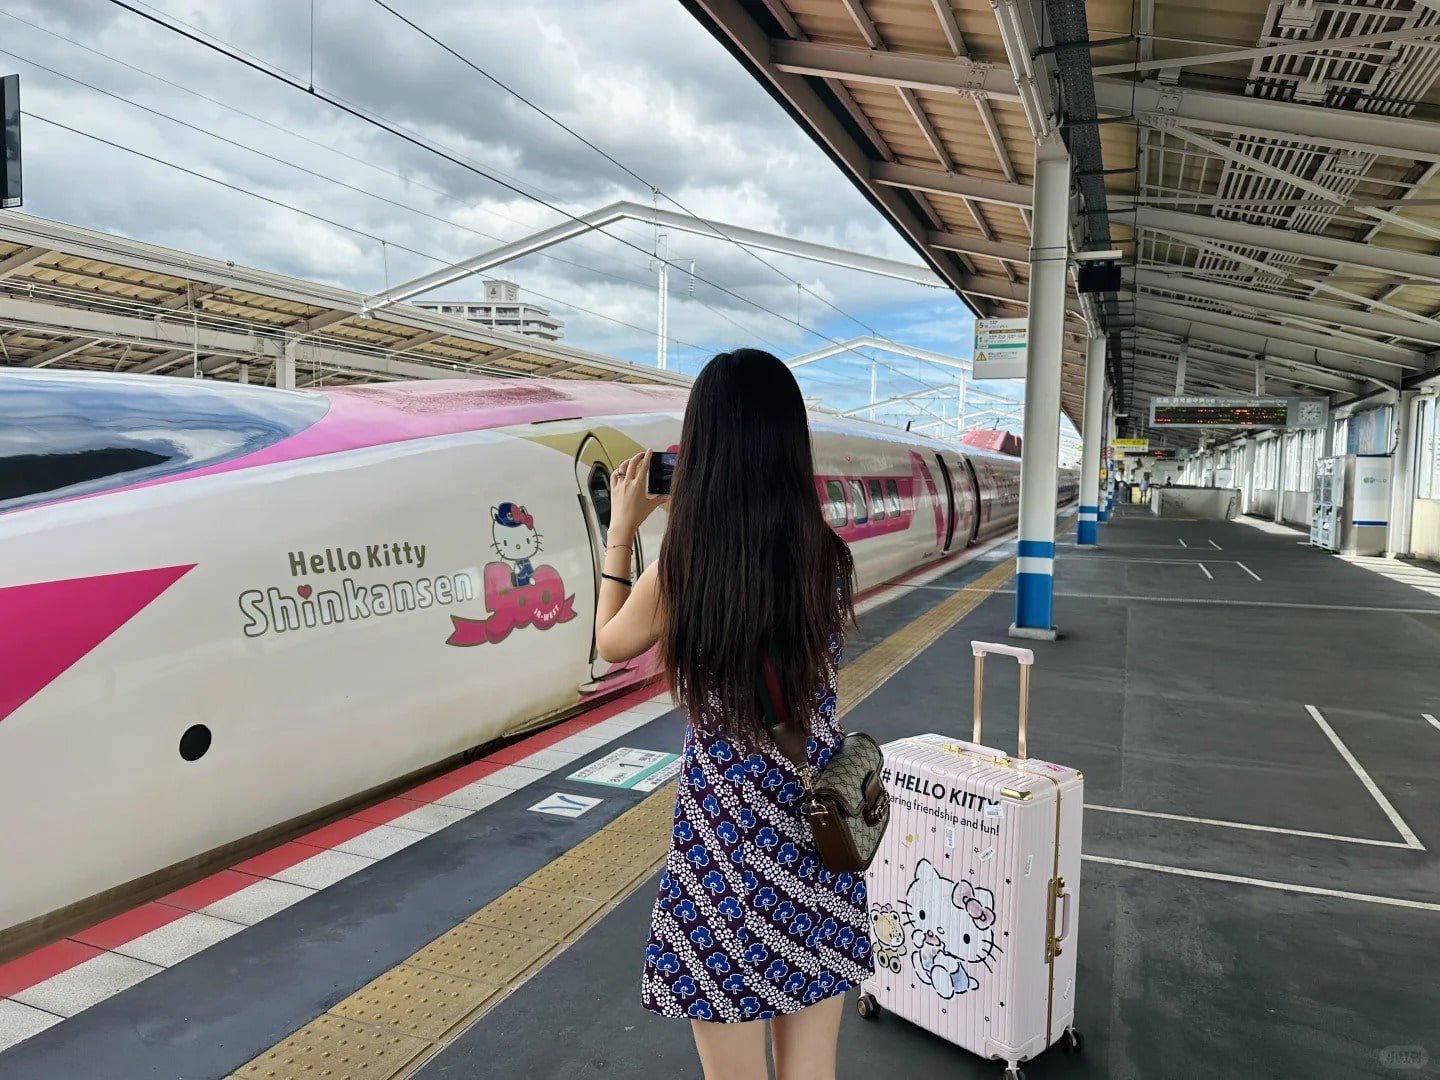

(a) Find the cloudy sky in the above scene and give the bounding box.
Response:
[3,0,1034,432]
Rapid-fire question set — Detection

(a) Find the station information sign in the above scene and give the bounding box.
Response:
[1148,396,1326,429]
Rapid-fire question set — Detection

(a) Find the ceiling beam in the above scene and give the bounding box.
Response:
[1093,24,1440,79]
[130,348,194,375]
[1133,313,1399,386]
[1138,298,1423,370]
[871,161,1034,209]
[1131,270,1440,348]
[26,336,102,368]
[1121,205,1440,284]
[1130,336,1360,394]
[768,38,1019,100]
[0,245,49,280]
[927,230,1029,264]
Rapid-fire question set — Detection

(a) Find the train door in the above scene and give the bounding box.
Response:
[574,434,643,684]
[934,453,958,552]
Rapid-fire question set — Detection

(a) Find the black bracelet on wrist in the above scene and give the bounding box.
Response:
[600,572,633,587]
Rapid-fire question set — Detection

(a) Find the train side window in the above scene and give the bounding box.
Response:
[587,463,613,542]
[824,480,847,526]
[867,479,885,519]
[849,479,868,524]
[884,479,902,516]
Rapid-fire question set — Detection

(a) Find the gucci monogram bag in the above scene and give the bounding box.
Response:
[761,660,890,873]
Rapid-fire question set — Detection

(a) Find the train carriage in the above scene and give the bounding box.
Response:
[0,370,1075,936]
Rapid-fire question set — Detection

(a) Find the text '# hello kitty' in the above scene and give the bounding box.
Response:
[446,502,577,647]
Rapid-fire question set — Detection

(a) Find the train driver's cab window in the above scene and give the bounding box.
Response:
[824,480,847,527]
[587,462,613,544]
[0,370,327,512]
[586,461,641,575]
[849,479,868,525]
[884,479,902,516]
[868,479,885,520]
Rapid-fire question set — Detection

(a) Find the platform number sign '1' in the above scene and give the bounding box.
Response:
[2,75,20,209]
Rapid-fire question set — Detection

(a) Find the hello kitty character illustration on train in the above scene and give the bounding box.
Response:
[446,501,574,647]
[491,502,541,586]
[870,904,907,973]
[902,859,998,999]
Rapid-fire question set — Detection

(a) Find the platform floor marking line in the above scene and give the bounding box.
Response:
[1086,804,1414,849]
[1083,856,1440,914]
[922,589,1440,616]
[1425,713,1440,733]
[1305,705,1424,851]
[1197,563,1213,580]
[230,555,1018,1080]
[1208,540,1222,550]
[1178,538,1188,548]
[1236,561,1263,581]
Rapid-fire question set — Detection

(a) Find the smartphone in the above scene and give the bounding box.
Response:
[646,450,677,498]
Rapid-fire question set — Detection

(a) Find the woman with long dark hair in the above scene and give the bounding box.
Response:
[595,349,869,1080]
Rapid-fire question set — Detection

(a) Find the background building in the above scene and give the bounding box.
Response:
[413,280,565,342]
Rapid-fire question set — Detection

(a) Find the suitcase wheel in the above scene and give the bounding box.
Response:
[1062,1027,1084,1054]
[855,993,880,1021]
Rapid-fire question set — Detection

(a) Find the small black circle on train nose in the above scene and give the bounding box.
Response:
[179,724,212,761]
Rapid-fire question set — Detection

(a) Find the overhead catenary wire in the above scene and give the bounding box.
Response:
[23,111,716,354]
[0,14,795,357]
[100,0,887,365]
[366,0,892,341]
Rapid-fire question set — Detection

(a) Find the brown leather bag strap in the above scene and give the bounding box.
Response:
[759,653,810,777]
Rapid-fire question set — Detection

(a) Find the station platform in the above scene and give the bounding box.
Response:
[2,511,1439,1080]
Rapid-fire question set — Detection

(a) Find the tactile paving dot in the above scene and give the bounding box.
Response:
[521,853,649,901]
[406,922,554,983]
[232,1014,429,1079]
[609,794,678,836]
[329,964,502,1041]
[565,827,668,868]
[467,886,603,941]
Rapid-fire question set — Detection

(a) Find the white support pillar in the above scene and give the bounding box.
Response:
[1387,390,1419,557]
[237,362,249,385]
[1011,133,1070,640]
[1077,335,1105,547]
[1175,343,1187,395]
[278,339,297,390]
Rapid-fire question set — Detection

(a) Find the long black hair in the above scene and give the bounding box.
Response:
[658,348,855,745]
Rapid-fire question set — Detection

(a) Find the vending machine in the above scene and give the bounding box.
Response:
[1312,455,1390,555]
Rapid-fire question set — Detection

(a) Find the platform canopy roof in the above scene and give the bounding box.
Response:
[0,211,690,389]
[682,0,1440,445]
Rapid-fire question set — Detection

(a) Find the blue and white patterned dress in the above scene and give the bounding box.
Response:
[641,635,873,1022]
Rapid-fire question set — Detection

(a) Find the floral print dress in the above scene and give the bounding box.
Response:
[640,635,873,1022]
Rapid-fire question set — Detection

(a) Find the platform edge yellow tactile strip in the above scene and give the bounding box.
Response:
[229,561,1013,1080]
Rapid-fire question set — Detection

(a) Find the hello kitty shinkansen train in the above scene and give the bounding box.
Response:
[0,369,1077,937]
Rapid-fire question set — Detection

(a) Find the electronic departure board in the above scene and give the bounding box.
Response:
[1147,396,1326,429]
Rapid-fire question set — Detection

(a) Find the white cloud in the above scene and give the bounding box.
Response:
[2,0,988,421]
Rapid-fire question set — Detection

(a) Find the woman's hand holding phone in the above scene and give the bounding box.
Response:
[610,450,666,541]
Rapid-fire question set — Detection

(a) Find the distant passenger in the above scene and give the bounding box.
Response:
[595,349,866,1080]
[1166,477,1174,487]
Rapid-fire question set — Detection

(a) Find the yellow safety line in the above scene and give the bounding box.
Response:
[231,560,1014,1079]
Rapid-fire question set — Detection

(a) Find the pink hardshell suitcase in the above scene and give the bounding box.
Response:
[857,642,1084,1079]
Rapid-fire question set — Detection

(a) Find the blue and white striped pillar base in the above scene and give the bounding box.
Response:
[1013,540,1056,639]
[1077,505,1099,546]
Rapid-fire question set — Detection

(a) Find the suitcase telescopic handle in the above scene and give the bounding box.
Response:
[970,641,1034,760]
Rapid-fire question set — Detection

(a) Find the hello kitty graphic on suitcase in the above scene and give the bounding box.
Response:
[857,642,1084,1080]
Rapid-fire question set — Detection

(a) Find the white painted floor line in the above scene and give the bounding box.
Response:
[1085,804,1414,849]
[1236,561,1262,581]
[1305,705,1424,850]
[1177,538,1188,548]
[1424,713,1440,733]
[1082,855,1440,914]
[1208,540,1222,550]
[1197,563,1213,580]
